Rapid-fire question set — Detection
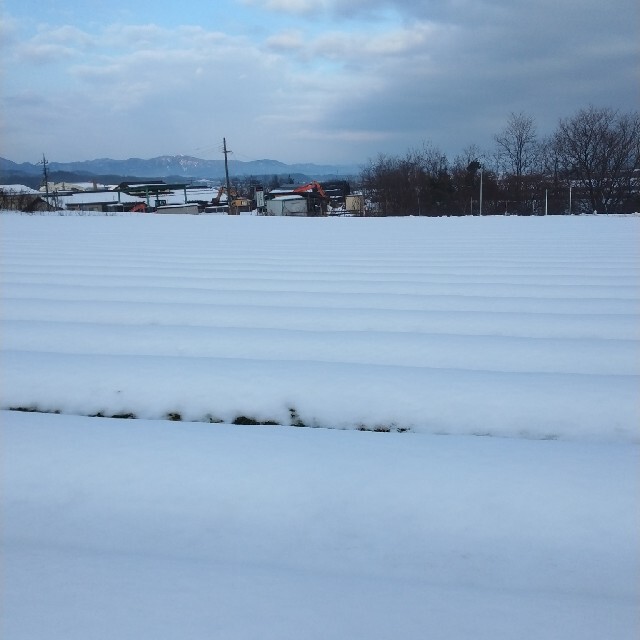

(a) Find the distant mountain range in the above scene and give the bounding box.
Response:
[0,155,361,185]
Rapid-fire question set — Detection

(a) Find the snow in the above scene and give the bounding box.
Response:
[3,410,638,639]
[2,213,638,440]
[0,184,41,194]
[1,212,639,639]
[52,190,143,206]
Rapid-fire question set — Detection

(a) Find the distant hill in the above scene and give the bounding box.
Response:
[0,155,361,185]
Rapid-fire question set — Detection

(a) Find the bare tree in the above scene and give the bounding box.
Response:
[360,143,452,216]
[552,106,640,213]
[494,112,539,212]
[453,145,485,170]
[495,112,539,177]
[358,106,639,215]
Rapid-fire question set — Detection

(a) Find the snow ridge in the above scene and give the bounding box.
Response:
[1,214,639,441]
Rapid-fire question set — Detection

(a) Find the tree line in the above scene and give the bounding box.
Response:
[358,106,640,216]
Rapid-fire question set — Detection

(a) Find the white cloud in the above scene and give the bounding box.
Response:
[0,13,20,48]
[16,42,78,64]
[41,24,94,47]
[313,22,449,60]
[2,0,638,165]
[13,24,94,64]
[265,30,305,52]
[241,0,332,15]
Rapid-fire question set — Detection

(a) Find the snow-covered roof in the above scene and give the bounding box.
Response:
[269,188,297,195]
[1,184,41,195]
[39,185,222,208]
[53,191,143,205]
[270,194,304,201]
[61,182,110,191]
[163,187,221,205]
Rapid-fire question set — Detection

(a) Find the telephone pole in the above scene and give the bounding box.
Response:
[223,138,232,214]
[40,154,51,210]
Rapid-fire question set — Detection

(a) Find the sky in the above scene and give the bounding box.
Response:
[1,0,638,166]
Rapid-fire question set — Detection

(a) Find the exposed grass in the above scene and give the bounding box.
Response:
[6,406,410,433]
[9,406,60,415]
[90,411,137,419]
[232,415,279,426]
[288,407,305,428]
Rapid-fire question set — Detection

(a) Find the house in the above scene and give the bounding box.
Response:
[0,185,49,212]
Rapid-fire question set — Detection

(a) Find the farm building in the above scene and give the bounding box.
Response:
[50,190,146,212]
[266,195,308,216]
[0,185,49,212]
[156,203,200,215]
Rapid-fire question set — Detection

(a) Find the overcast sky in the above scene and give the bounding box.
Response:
[2,0,638,166]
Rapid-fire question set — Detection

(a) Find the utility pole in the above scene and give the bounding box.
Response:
[39,154,51,210]
[222,138,232,214]
[479,167,483,216]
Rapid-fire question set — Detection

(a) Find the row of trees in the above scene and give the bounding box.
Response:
[359,106,640,216]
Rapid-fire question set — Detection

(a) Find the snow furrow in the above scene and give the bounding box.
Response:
[3,349,638,441]
[3,298,637,339]
[4,319,638,374]
[3,280,638,300]
[2,213,638,440]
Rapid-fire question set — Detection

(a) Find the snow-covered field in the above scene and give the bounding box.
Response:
[2,213,639,439]
[1,213,639,639]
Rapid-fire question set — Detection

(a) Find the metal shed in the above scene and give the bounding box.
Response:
[266,195,308,216]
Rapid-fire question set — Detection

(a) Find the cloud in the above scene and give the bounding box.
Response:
[261,0,639,160]
[313,22,450,62]
[240,0,456,21]
[42,24,94,47]
[241,0,332,15]
[13,24,93,64]
[2,0,638,165]
[1,16,298,161]
[0,13,20,48]
[16,43,78,64]
[265,30,305,52]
